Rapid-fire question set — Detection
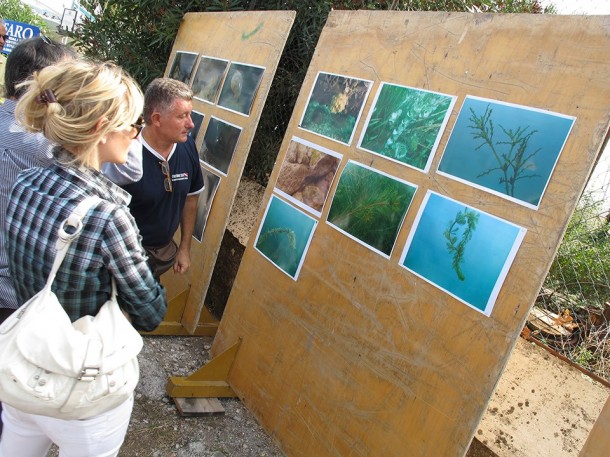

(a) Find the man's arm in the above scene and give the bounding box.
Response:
[174,193,199,274]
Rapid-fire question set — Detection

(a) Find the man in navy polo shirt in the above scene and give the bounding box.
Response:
[122,78,204,279]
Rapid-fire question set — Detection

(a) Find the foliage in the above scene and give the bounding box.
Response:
[70,0,554,185]
[0,0,49,34]
[468,104,541,197]
[443,208,479,281]
[545,195,610,309]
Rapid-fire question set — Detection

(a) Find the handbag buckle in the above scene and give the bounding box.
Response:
[78,367,100,381]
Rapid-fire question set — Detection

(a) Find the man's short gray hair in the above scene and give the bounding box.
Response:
[143,78,193,124]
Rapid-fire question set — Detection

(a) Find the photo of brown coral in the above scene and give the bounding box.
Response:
[275,137,342,216]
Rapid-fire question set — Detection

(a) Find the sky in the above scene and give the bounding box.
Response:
[540,0,610,14]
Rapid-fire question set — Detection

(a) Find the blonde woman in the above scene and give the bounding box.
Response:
[0,60,167,456]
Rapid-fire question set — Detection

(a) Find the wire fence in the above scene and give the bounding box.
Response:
[532,144,610,383]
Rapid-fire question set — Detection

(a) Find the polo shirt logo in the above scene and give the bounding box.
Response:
[172,172,189,182]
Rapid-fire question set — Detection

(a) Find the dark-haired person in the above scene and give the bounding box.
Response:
[0,19,8,102]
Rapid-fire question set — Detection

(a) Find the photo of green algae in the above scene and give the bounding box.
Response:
[359,83,455,171]
[299,71,373,145]
[400,191,526,316]
[437,95,575,209]
[254,195,317,280]
[327,161,417,258]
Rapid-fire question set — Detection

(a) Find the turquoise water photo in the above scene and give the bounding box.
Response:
[255,195,317,279]
[438,96,575,208]
[400,191,526,315]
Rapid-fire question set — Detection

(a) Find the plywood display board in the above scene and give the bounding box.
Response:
[158,11,295,333]
[212,11,610,457]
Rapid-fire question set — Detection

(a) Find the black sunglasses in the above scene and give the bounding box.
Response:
[1,35,8,41]
[130,115,144,139]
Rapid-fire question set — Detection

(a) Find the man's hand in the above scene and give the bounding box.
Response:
[173,248,191,274]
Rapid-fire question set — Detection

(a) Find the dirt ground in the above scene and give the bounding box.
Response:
[44,334,496,457]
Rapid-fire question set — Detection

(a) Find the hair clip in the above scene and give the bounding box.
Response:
[35,89,58,105]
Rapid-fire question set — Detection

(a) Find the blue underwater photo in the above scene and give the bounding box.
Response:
[438,96,575,208]
[400,191,526,315]
[255,195,317,279]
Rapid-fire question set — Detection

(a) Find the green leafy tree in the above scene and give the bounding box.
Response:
[0,0,49,34]
[70,0,554,185]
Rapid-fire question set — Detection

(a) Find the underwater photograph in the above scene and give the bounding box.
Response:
[169,51,198,84]
[437,96,575,209]
[299,71,373,145]
[400,191,526,315]
[217,62,265,116]
[193,167,222,243]
[327,161,417,258]
[359,83,455,172]
[254,195,318,280]
[275,137,342,217]
[200,116,242,176]
[192,56,229,104]
[189,110,205,142]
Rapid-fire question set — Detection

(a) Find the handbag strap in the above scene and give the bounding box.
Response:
[44,196,102,290]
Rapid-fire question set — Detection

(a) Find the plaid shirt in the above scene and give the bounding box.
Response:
[5,150,167,331]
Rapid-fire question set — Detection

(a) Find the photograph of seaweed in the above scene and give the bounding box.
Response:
[400,191,526,315]
[190,110,205,142]
[327,160,417,258]
[217,62,265,116]
[192,56,229,104]
[254,195,317,280]
[299,71,373,145]
[358,82,456,172]
[200,116,242,176]
[275,137,342,217]
[193,166,222,243]
[437,96,575,209]
[168,51,198,84]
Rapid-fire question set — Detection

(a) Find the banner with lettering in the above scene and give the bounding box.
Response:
[2,20,41,54]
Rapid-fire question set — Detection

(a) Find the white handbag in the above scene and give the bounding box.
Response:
[0,197,143,420]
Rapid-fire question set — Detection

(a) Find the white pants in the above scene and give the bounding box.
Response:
[0,396,133,457]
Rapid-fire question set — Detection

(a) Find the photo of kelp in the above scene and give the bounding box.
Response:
[400,191,526,316]
[254,195,317,280]
[193,166,222,243]
[199,116,242,176]
[299,72,373,145]
[190,111,205,141]
[358,83,456,172]
[327,161,417,258]
[168,51,198,84]
[437,96,575,209]
[217,62,265,116]
[192,56,229,104]
[275,137,342,217]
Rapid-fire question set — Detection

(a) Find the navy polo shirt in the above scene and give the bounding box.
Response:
[122,135,204,247]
